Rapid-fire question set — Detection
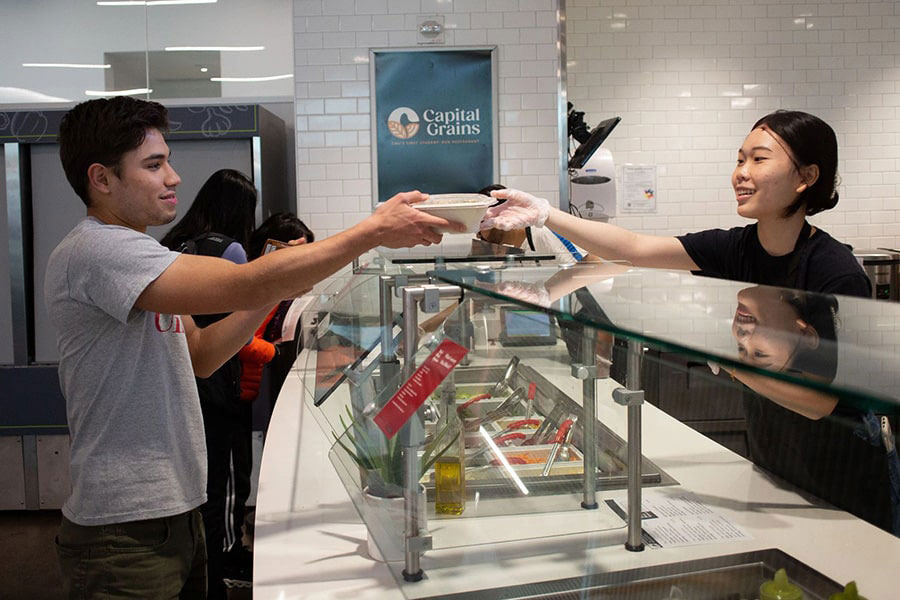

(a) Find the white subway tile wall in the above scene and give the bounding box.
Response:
[295,0,900,249]
[567,0,900,250]
[294,0,560,237]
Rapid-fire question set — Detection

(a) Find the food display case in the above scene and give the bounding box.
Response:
[257,256,900,600]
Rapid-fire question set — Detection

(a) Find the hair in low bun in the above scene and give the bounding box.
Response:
[752,110,839,217]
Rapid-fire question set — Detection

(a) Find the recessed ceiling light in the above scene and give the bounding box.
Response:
[165,46,264,52]
[97,1,217,6]
[85,88,152,97]
[211,74,293,82]
[23,63,111,69]
[200,67,208,73]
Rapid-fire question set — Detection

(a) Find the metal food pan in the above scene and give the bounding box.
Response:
[423,548,843,600]
[424,364,677,499]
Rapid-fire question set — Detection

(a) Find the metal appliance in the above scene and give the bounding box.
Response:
[853,249,900,301]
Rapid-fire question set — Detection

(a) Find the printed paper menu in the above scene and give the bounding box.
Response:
[608,491,752,549]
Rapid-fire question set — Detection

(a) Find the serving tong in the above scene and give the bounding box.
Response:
[464,387,526,431]
[467,418,542,464]
[541,418,575,476]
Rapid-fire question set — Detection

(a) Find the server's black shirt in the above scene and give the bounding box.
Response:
[677,222,871,298]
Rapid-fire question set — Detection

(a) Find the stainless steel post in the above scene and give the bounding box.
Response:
[581,326,598,509]
[379,275,401,394]
[400,287,424,581]
[379,275,396,361]
[401,288,420,382]
[397,284,463,581]
[625,339,644,552]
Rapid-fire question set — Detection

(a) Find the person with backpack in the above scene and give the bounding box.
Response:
[160,168,259,598]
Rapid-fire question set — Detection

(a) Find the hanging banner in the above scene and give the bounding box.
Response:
[370,47,498,204]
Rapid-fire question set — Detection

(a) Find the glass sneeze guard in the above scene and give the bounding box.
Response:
[293,259,899,600]
[432,263,900,414]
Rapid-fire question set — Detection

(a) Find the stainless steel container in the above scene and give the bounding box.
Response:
[853,249,900,301]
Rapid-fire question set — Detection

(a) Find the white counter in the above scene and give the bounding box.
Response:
[254,350,900,599]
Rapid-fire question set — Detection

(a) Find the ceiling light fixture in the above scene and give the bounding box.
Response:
[85,88,152,97]
[211,74,293,82]
[165,46,264,52]
[23,63,111,69]
[97,0,217,6]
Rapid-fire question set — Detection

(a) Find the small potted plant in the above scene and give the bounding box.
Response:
[333,405,459,498]
[332,406,459,560]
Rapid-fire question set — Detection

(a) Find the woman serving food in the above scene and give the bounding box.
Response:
[482,110,899,535]
[482,110,870,298]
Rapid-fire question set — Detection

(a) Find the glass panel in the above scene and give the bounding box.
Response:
[377,241,561,266]
[146,0,293,101]
[325,317,652,553]
[296,266,898,599]
[0,1,148,105]
[0,0,292,106]
[433,263,900,412]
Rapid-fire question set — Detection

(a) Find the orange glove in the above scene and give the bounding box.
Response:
[238,308,279,402]
[238,337,276,402]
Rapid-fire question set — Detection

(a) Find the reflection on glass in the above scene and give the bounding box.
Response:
[726,286,838,420]
[434,263,900,536]
[729,286,900,536]
[433,263,900,411]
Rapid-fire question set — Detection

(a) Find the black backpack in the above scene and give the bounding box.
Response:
[178,231,244,404]
[178,232,237,329]
[177,232,235,259]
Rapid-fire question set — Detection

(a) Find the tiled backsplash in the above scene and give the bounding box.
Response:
[294,0,561,238]
[567,0,900,251]
[295,0,899,251]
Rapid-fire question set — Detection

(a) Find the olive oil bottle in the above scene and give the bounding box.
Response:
[435,413,466,515]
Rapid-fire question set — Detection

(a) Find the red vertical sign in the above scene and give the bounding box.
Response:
[373,339,469,439]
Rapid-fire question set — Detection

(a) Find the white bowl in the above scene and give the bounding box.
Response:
[414,193,494,233]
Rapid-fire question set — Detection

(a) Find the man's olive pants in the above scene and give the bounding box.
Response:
[56,509,207,599]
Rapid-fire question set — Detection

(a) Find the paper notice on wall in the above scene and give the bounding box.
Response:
[622,164,657,213]
[607,491,752,549]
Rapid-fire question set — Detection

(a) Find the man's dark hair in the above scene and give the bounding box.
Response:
[161,169,258,251]
[752,110,840,218]
[248,213,315,260]
[58,97,169,207]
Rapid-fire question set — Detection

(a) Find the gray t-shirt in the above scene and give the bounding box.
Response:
[45,217,207,525]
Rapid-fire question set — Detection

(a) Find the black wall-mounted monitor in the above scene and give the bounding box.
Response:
[568,116,621,169]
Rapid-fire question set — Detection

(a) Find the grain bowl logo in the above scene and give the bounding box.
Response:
[387,107,420,139]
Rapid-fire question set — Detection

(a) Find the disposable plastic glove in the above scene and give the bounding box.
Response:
[480,188,551,231]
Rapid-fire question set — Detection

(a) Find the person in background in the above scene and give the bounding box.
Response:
[47,96,462,599]
[160,168,257,599]
[239,213,316,415]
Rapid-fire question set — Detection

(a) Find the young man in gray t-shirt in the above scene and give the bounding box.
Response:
[47,96,461,598]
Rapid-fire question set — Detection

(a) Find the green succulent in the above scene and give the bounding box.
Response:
[333,406,460,498]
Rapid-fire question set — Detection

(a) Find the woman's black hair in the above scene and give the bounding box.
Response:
[752,110,840,217]
[783,291,839,382]
[160,169,258,251]
[247,212,315,260]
